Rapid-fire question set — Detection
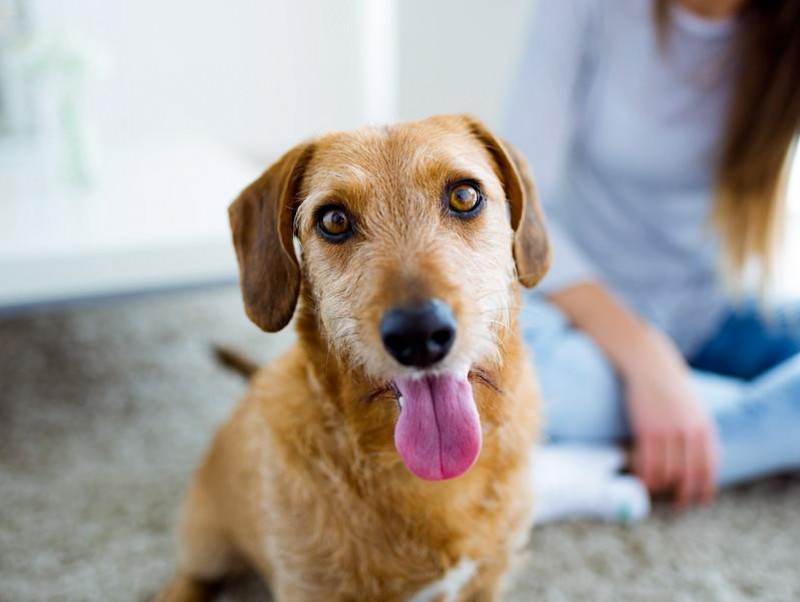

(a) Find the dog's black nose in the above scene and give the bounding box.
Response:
[380,300,456,368]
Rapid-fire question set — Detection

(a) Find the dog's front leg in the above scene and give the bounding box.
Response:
[460,560,510,602]
[271,579,329,602]
[152,575,210,602]
[464,583,502,602]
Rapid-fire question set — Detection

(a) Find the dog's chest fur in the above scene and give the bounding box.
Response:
[220,347,538,601]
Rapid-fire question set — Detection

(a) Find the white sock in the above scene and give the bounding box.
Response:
[532,444,650,524]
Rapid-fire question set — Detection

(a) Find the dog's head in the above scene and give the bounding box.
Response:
[230,115,549,480]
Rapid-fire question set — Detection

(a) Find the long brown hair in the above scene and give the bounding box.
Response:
[655,0,800,291]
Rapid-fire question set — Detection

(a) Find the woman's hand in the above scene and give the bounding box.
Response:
[622,329,719,508]
[549,282,719,508]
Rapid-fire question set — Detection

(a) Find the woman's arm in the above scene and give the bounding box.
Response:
[549,282,719,507]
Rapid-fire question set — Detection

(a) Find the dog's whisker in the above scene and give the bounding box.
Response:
[478,305,523,313]
[468,366,505,396]
[325,316,362,324]
[485,318,511,330]
[361,383,399,405]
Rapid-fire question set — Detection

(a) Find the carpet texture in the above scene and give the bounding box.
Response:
[1,287,798,602]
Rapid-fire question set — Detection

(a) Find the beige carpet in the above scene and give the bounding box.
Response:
[1,287,798,602]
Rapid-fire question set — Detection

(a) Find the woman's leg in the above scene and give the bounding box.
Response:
[690,303,800,380]
[523,296,800,486]
[522,296,648,522]
[709,353,800,486]
[521,296,631,442]
[689,302,800,484]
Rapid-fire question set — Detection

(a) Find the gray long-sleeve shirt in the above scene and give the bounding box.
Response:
[507,0,737,355]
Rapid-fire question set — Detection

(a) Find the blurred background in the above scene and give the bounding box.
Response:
[1,2,799,601]
[0,0,545,309]
[1,0,795,309]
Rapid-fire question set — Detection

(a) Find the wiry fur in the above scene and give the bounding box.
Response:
[156,115,550,602]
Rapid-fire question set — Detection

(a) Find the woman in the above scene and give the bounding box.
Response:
[508,0,800,510]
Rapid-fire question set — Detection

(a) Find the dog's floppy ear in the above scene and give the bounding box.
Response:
[229,141,315,332]
[461,115,551,288]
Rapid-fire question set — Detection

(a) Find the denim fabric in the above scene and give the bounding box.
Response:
[689,303,800,380]
[522,295,800,486]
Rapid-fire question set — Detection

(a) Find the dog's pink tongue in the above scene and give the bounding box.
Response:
[393,373,482,481]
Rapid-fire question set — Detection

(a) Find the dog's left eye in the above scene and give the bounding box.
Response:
[317,206,353,242]
[447,182,484,216]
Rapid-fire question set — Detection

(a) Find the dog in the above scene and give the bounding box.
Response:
[156,114,550,602]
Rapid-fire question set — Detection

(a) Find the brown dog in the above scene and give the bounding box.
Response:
[157,114,550,602]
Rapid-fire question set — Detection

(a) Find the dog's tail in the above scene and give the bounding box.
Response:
[213,345,259,379]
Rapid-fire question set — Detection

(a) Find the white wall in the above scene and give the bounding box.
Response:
[33,0,366,159]
[28,1,535,156]
[397,0,533,130]
[2,0,388,306]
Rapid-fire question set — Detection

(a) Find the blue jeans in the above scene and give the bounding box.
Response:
[522,296,800,486]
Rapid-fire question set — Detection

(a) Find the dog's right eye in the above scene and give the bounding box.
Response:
[445,181,485,218]
[317,206,353,242]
